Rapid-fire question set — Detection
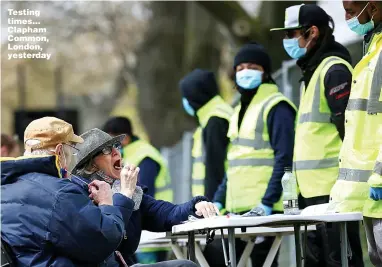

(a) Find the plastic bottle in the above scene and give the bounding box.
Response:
[281,167,299,215]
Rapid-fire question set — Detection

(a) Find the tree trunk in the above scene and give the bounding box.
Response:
[136,2,222,147]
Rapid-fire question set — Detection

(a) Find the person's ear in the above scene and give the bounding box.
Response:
[310,26,320,40]
[54,144,63,156]
[369,2,378,18]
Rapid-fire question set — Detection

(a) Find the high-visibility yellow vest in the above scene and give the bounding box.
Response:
[191,96,233,197]
[294,56,353,198]
[123,139,172,202]
[330,32,382,217]
[226,84,297,213]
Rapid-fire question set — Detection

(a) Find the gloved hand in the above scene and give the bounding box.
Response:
[242,203,272,217]
[213,202,223,211]
[370,187,382,201]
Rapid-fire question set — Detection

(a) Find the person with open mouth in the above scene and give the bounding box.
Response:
[71,128,219,267]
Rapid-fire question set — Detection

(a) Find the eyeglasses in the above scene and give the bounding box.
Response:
[63,143,80,156]
[99,142,122,155]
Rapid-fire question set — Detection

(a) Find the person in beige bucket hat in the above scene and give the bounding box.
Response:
[1,117,135,266]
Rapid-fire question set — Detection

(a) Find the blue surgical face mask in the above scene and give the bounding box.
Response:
[346,2,374,35]
[182,98,195,116]
[236,69,263,90]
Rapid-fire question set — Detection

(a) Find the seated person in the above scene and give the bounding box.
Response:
[71,128,219,267]
[1,117,133,266]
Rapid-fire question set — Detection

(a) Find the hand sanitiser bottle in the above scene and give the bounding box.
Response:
[281,167,299,215]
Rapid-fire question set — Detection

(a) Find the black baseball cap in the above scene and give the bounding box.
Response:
[270,4,330,31]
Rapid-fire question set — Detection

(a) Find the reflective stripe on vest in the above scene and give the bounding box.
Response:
[374,161,382,176]
[228,158,274,167]
[337,168,371,182]
[297,71,331,123]
[123,140,172,202]
[226,84,297,213]
[294,56,353,198]
[191,96,233,197]
[294,157,339,170]
[346,52,382,113]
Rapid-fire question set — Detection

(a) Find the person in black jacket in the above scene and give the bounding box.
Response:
[271,4,363,267]
[72,128,218,267]
[179,69,232,201]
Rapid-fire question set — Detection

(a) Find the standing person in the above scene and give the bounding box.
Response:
[1,117,134,266]
[103,117,172,263]
[179,69,233,201]
[209,42,296,267]
[1,133,20,157]
[270,4,364,267]
[330,1,382,266]
[71,128,218,267]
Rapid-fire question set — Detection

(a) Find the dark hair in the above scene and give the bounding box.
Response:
[103,117,133,137]
[302,15,335,47]
[1,134,17,151]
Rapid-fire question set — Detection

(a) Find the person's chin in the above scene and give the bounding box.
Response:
[111,169,121,179]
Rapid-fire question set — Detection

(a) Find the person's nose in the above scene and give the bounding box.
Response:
[111,147,120,157]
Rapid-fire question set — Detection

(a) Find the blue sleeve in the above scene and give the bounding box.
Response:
[138,158,160,197]
[262,101,296,207]
[141,195,208,232]
[48,184,134,264]
[212,174,227,206]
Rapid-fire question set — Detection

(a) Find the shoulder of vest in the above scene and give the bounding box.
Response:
[124,140,161,160]
[263,93,297,114]
[198,97,233,127]
[320,56,353,73]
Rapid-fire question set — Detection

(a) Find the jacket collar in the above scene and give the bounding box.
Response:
[364,22,382,54]
[1,155,62,185]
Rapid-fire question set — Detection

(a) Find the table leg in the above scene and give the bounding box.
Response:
[171,241,186,259]
[237,238,255,267]
[188,231,196,262]
[221,229,229,267]
[340,222,349,267]
[262,235,282,267]
[228,228,237,267]
[303,223,307,266]
[294,224,302,267]
[195,243,210,267]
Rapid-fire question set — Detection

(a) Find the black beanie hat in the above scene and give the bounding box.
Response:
[233,42,272,73]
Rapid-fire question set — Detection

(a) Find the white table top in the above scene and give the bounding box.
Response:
[172,212,362,234]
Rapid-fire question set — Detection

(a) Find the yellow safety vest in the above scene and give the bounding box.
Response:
[226,84,297,213]
[123,139,172,202]
[191,96,233,196]
[330,32,382,217]
[294,56,353,198]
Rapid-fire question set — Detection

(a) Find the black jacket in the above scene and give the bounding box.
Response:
[297,36,352,140]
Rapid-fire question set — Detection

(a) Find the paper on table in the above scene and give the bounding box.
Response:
[300,203,338,216]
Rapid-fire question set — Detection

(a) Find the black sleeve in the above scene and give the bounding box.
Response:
[137,157,160,197]
[323,64,352,140]
[262,102,296,207]
[202,117,230,200]
[212,175,227,206]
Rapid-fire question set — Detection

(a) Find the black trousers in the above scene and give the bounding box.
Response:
[298,195,364,267]
[203,234,278,267]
